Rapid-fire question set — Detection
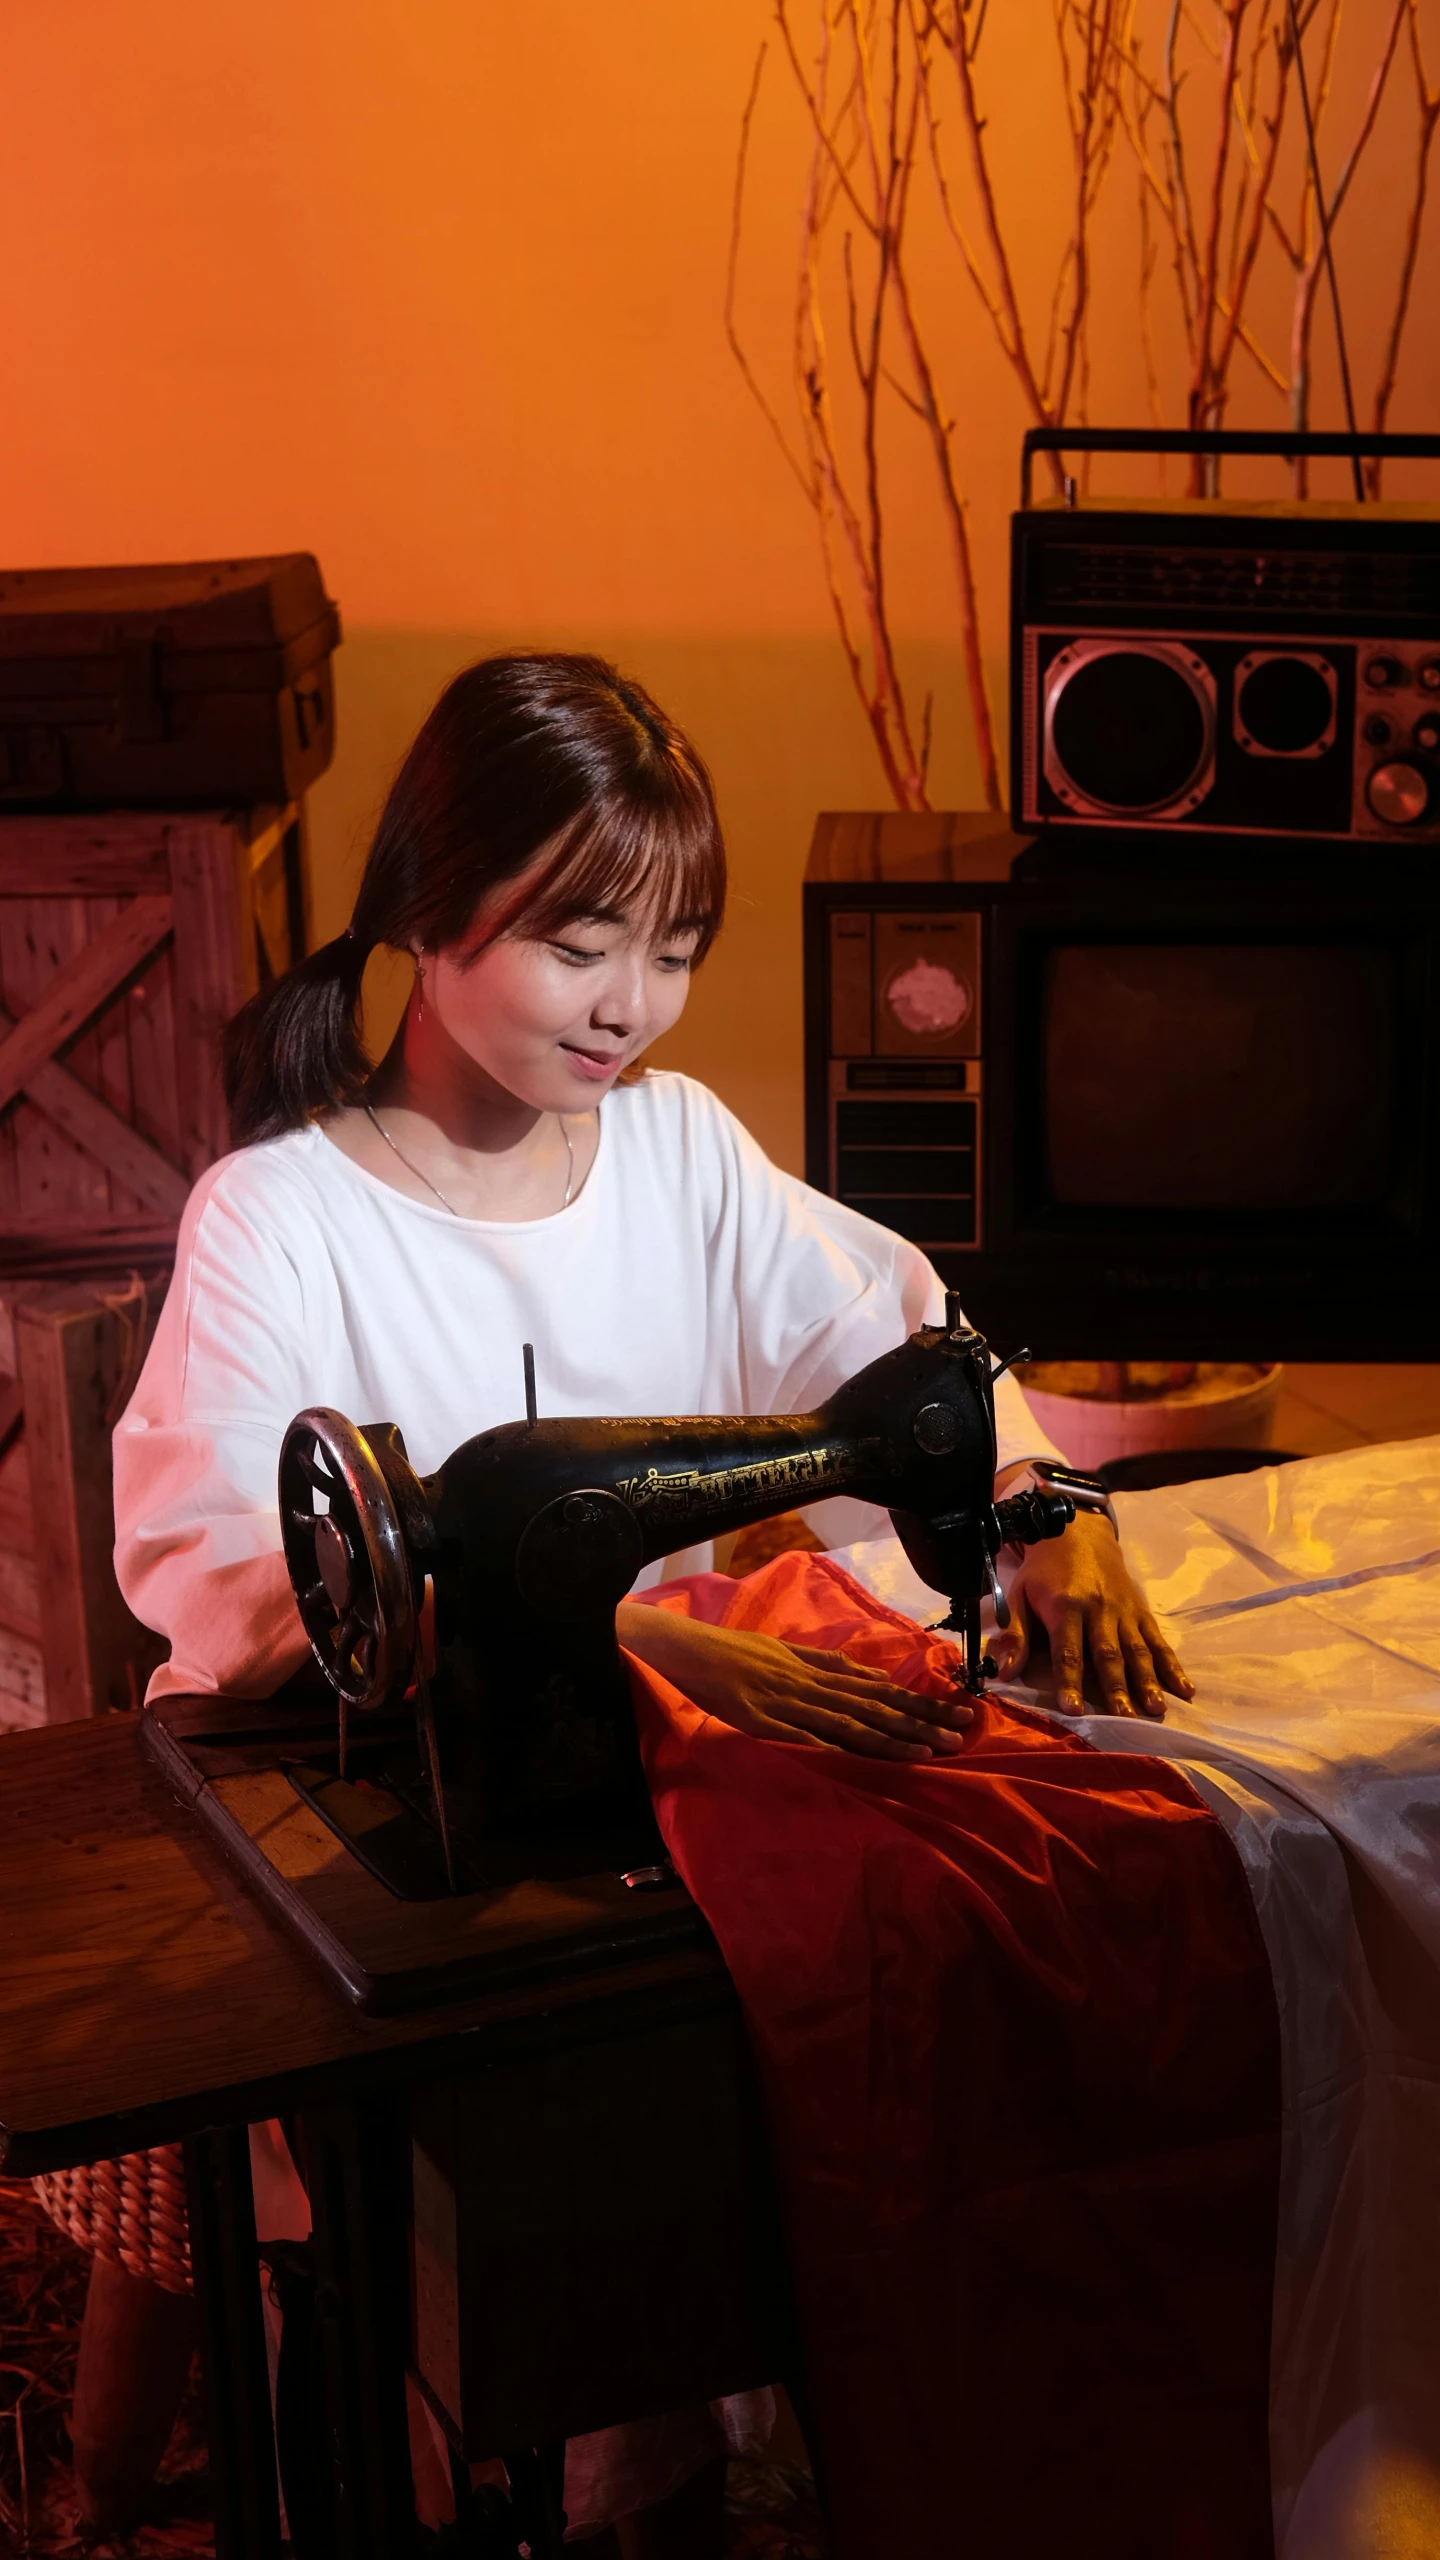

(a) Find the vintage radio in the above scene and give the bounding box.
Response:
[803,812,1440,1360]
[1011,430,1440,844]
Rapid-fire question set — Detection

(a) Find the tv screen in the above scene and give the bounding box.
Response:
[1043,943,1396,1210]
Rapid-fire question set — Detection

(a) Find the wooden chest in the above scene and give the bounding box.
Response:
[0,803,308,1720]
[0,553,339,809]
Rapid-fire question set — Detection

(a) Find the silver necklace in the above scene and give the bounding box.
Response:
[364,1103,575,1215]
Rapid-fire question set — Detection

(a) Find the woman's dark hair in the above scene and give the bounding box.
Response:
[223,652,726,1142]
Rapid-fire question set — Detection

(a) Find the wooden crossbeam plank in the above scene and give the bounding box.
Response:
[0,994,189,1216]
[0,1218,176,1284]
[0,842,171,896]
[0,814,175,895]
[0,895,172,1121]
[21,1061,190,1216]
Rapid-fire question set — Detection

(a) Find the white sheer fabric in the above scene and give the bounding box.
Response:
[832,1435,1440,2560]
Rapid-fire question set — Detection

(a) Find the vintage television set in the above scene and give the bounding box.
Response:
[802,813,1439,1359]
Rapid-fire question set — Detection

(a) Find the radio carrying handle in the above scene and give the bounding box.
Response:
[1019,427,1440,510]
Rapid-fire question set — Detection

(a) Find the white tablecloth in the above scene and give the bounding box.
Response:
[832,1435,1440,2560]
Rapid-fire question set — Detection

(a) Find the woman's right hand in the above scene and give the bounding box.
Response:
[616,1600,971,1761]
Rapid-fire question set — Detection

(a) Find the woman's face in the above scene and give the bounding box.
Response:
[419,882,700,1113]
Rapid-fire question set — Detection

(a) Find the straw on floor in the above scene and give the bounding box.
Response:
[0,2176,825,2557]
[0,2178,208,2558]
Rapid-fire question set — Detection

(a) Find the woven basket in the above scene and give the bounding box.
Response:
[33,2144,192,2297]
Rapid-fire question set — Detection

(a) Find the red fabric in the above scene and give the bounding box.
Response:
[625,1551,1280,2560]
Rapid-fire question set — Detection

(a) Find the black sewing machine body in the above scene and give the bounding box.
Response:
[394,1321,1004,1851]
[430,1318,1003,1627]
[276,1302,1070,1876]
[141,1305,1070,2007]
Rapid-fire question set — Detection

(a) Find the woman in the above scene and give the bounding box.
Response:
[115,653,1192,2550]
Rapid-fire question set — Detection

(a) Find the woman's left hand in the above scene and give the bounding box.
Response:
[992,1509,1194,1720]
[616,1599,970,1758]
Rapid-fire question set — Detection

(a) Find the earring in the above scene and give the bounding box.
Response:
[414,949,424,1026]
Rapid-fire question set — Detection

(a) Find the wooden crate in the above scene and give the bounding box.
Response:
[0,1279,170,1722]
[0,803,308,1720]
[0,804,305,1269]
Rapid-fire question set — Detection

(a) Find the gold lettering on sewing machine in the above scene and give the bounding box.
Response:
[617,1447,842,1526]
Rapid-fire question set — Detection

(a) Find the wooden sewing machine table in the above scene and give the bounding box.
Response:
[0,1713,794,2558]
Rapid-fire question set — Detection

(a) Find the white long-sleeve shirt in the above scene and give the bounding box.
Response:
[114,1071,1060,1698]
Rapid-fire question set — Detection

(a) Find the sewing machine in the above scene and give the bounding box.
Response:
[142,1296,1071,2010]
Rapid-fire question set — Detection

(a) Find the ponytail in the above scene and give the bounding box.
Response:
[223,931,372,1144]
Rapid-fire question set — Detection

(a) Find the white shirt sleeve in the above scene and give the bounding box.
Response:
[114,1089,1067,1699]
[113,1173,316,1699]
[692,1089,1063,1541]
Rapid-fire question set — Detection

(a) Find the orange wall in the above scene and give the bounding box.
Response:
[2,2,1435,1167]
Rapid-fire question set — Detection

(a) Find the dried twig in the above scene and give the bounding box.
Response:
[728,0,1438,812]
[1286,0,1407,489]
[1366,0,1440,493]
[725,45,811,499]
[1108,0,1426,492]
[1210,23,1293,416]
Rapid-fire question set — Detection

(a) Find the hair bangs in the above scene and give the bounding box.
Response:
[494,787,726,958]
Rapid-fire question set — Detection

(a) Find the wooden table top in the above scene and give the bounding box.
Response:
[0,1717,729,2176]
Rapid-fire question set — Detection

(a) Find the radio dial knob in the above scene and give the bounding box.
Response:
[1416,715,1440,756]
[1366,761,1431,827]
[1364,654,1406,691]
[1419,660,1440,694]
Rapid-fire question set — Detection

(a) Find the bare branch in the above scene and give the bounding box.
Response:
[1367,0,1440,493]
[1163,0,1204,312]
[1190,0,1251,457]
[772,0,880,238]
[727,0,1437,813]
[887,246,1004,805]
[785,6,932,806]
[1289,0,1408,475]
[928,0,1065,461]
[918,71,1018,347]
[1211,20,1292,402]
[725,43,816,499]
[1216,290,1289,394]
[1052,0,1124,424]
[1136,173,1168,434]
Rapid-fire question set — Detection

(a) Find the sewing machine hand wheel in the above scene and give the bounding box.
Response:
[279,1409,416,1712]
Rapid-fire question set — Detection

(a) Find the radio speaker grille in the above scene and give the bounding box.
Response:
[1032,544,1440,622]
